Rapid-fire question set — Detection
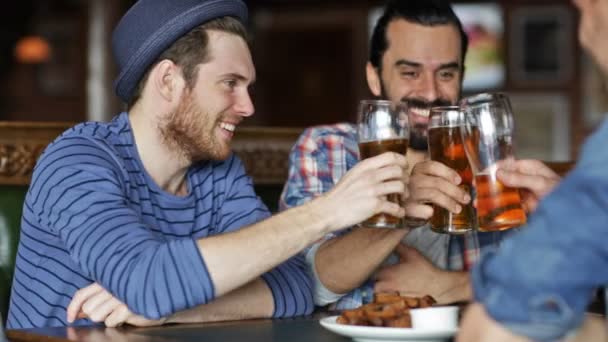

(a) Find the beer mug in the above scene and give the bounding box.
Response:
[427,106,476,234]
[460,93,527,232]
[357,100,409,228]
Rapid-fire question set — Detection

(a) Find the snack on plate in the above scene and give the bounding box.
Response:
[336,292,436,328]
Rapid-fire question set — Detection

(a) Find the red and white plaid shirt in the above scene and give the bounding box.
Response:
[279,123,513,309]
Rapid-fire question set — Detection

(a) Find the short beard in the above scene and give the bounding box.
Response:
[158,91,214,163]
[409,124,429,151]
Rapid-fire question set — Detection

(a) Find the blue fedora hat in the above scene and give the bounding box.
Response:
[112,0,248,103]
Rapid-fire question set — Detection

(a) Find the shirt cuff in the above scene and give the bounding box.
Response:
[472,251,584,341]
[306,240,348,306]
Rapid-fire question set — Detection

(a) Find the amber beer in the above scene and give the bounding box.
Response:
[460,92,526,231]
[468,131,527,231]
[475,173,527,231]
[428,126,476,234]
[358,138,409,227]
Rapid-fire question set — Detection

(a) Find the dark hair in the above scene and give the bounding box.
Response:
[369,0,468,72]
[128,16,248,109]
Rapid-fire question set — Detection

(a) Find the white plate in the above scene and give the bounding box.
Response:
[319,316,457,342]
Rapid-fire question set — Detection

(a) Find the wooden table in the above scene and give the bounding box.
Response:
[5,313,605,342]
[6,315,351,342]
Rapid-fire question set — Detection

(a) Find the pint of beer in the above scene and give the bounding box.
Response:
[427,106,476,234]
[460,93,526,232]
[357,100,409,228]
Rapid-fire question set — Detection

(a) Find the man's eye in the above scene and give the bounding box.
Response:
[401,71,417,78]
[439,71,455,80]
[224,79,237,88]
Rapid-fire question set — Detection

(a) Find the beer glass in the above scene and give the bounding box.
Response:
[460,93,527,232]
[357,100,409,228]
[427,106,476,234]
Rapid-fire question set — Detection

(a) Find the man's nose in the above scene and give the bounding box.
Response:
[416,74,439,103]
[236,91,255,117]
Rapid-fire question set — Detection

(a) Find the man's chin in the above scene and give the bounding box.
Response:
[194,147,232,162]
[409,136,428,151]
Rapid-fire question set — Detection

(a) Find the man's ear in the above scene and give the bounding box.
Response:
[366,62,382,97]
[150,59,184,103]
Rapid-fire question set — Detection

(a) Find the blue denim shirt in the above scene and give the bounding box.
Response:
[472,119,608,341]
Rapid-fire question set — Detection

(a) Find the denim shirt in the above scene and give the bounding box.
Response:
[472,119,608,341]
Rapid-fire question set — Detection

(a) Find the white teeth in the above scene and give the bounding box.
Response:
[220,122,235,132]
[411,108,430,117]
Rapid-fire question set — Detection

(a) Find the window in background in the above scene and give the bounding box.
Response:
[509,5,574,87]
[582,55,608,129]
[453,3,505,91]
[510,93,570,161]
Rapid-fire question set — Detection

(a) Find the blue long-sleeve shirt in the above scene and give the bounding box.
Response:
[7,113,313,328]
[472,119,608,341]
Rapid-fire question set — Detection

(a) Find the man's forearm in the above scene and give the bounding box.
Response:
[165,278,274,324]
[434,271,472,304]
[198,198,333,297]
[315,227,408,294]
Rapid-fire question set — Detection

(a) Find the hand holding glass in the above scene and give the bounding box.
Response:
[357,100,409,229]
[427,106,476,234]
[460,93,526,231]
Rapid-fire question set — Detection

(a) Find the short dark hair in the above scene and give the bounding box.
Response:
[128,16,248,109]
[369,0,468,72]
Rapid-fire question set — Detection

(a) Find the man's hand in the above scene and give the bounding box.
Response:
[67,283,165,327]
[405,160,471,220]
[320,152,409,230]
[457,303,531,342]
[373,244,470,304]
[496,159,560,213]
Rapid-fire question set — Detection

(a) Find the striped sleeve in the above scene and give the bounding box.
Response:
[217,156,314,316]
[28,137,214,319]
[261,255,314,317]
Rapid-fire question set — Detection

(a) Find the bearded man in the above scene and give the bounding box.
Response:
[8,0,411,328]
[280,0,514,310]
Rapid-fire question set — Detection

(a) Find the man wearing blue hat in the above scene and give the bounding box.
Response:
[7,0,410,328]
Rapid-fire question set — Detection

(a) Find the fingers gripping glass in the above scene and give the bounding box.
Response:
[460,93,527,232]
[357,100,410,229]
[427,106,476,234]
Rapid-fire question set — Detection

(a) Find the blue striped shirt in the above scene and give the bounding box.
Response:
[7,113,313,328]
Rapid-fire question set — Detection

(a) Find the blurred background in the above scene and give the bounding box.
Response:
[0,0,605,161]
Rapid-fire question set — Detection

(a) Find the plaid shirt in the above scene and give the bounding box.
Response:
[280,123,513,309]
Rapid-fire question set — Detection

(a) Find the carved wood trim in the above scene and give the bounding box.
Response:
[231,127,302,185]
[0,121,574,186]
[0,122,72,185]
[0,122,302,186]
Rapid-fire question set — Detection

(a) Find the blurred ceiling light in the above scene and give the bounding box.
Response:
[15,36,51,64]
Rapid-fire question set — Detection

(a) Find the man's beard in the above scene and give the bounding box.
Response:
[159,91,228,163]
[378,81,451,151]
